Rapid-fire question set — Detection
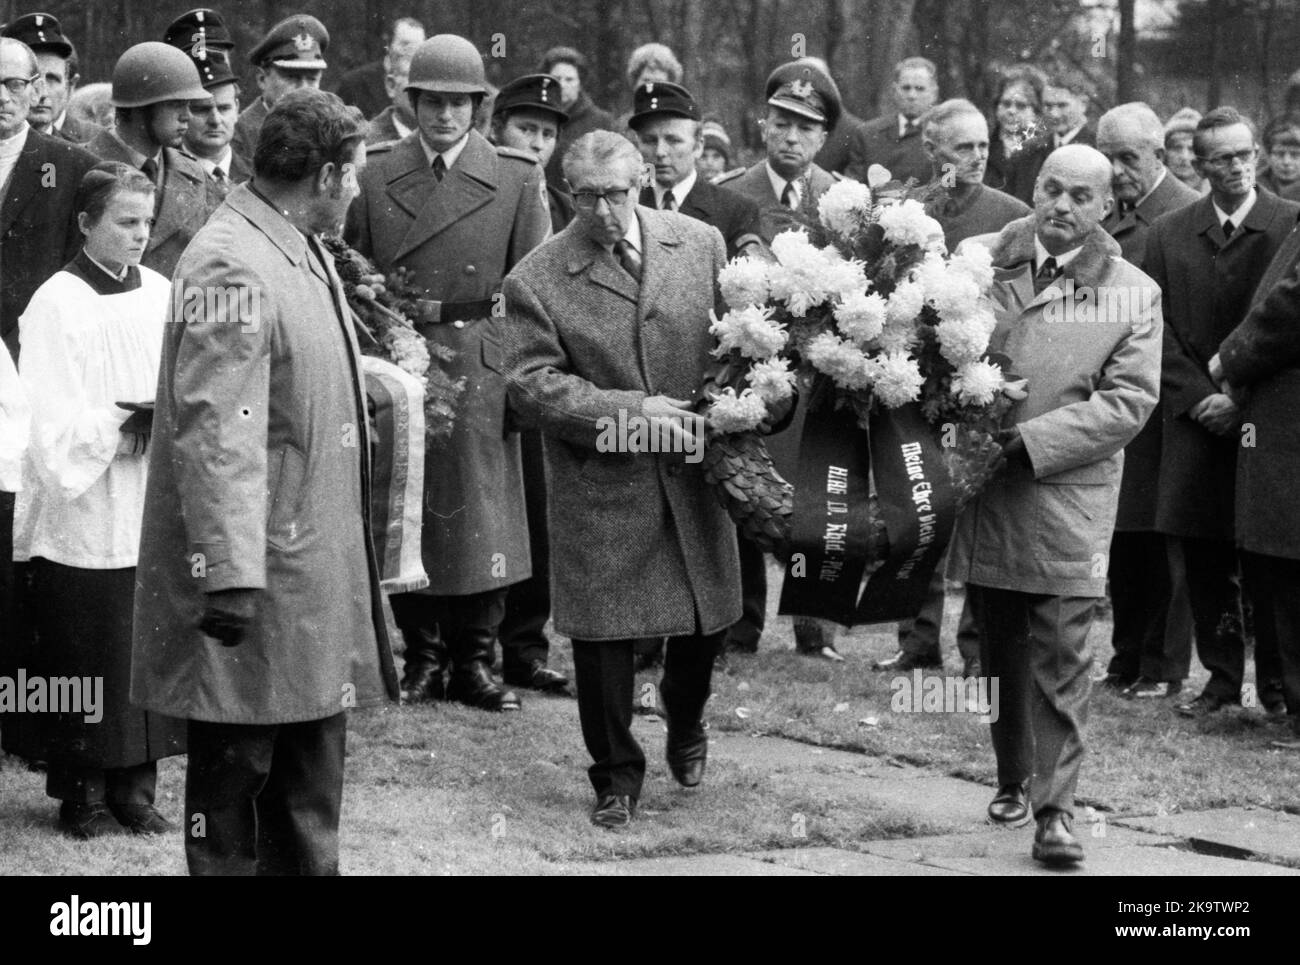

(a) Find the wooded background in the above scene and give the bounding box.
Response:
[3,0,1293,152]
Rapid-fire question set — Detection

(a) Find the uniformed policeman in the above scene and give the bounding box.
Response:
[164,9,247,196]
[86,42,221,280]
[1,12,100,144]
[717,61,845,661]
[345,34,552,711]
[491,74,571,233]
[231,14,328,169]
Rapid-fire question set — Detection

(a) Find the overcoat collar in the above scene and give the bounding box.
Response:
[1104,171,1180,235]
[562,206,685,317]
[1192,187,1286,250]
[225,182,308,267]
[986,214,1122,312]
[384,129,499,260]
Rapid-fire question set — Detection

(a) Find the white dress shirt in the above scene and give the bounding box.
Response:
[652,169,696,210]
[765,161,802,208]
[418,131,470,172]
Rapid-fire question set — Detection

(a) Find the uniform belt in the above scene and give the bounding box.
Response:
[411,297,496,329]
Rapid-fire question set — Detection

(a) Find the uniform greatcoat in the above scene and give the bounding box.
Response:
[131,184,399,723]
[345,130,552,594]
[502,208,742,640]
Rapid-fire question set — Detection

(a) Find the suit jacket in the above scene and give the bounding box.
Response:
[53,113,103,145]
[501,208,742,639]
[845,113,932,186]
[86,130,222,279]
[640,178,762,259]
[815,108,866,175]
[1054,122,1096,149]
[932,182,1030,252]
[949,217,1162,596]
[984,125,1052,206]
[231,96,268,171]
[1,128,98,360]
[131,184,398,722]
[1151,191,1300,541]
[365,105,410,146]
[1218,220,1300,559]
[345,130,551,594]
[716,160,839,245]
[1103,171,1200,530]
[335,60,389,121]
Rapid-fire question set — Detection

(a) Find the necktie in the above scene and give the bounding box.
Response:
[614,239,642,283]
[210,166,228,198]
[432,154,446,182]
[1033,256,1059,295]
[141,158,158,183]
[1222,218,1235,240]
[781,181,796,210]
[661,189,675,211]
[903,120,919,138]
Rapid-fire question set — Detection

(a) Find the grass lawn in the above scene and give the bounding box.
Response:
[1,567,1296,874]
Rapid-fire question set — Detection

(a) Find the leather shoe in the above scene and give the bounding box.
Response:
[666,729,708,788]
[1096,672,1135,692]
[874,649,940,672]
[798,644,845,662]
[59,801,122,840]
[400,659,446,703]
[590,794,635,829]
[1175,692,1235,718]
[1124,678,1182,699]
[503,659,572,696]
[110,803,176,835]
[987,783,1030,826]
[1032,812,1084,866]
[448,661,521,712]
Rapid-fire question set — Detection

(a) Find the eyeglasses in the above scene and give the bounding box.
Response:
[998,99,1033,110]
[1197,148,1256,169]
[0,74,42,96]
[571,187,632,210]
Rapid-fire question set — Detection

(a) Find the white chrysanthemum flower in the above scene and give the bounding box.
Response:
[821,254,869,302]
[969,305,998,336]
[948,243,995,290]
[878,198,943,248]
[952,359,1004,406]
[803,332,874,391]
[718,256,771,310]
[817,178,872,238]
[886,279,926,326]
[770,228,819,264]
[747,356,797,404]
[709,305,788,359]
[924,267,983,320]
[868,351,926,408]
[935,315,992,367]
[708,386,769,433]
[834,291,887,345]
[876,320,918,354]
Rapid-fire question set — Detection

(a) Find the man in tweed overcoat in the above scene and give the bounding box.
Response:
[502,131,741,829]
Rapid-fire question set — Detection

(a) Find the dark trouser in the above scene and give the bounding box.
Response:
[571,630,722,800]
[1239,552,1300,719]
[1107,531,1192,683]
[724,530,767,651]
[966,585,1096,819]
[1176,536,1282,705]
[47,760,156,807]
[389,587,508,675]
[185,713,346,877]
[500,429,551,675]
[896,551,979,662]
[793,616,837,652]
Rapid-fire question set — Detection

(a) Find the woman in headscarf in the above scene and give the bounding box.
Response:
[14,162,185,839]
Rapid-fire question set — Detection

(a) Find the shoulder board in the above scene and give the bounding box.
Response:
[713,168,745,186]
[367,139,399,154]
[831,171,844,181]
[495,145,539,164]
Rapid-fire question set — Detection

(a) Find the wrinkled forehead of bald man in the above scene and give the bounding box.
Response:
[1037,143,1115,199]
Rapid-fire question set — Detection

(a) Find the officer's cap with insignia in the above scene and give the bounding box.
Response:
[164,9,236,90]
[493,74,568,125]
[764,60,842,132]
[248,14,329,71]
[2,12,74,59]
[628,80,699,131]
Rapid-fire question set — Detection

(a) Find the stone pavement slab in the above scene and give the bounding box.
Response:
[1113,807,1300,868]
[557,853,820,876]
[860,828,1300,876]
[749,846,967,875]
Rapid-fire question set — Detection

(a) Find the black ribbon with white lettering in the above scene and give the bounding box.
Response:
[777,385,876,625]
[854,401,958,623]
[778,395,959,626]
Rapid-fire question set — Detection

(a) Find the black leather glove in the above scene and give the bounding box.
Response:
[199,587,262,648]
[998,426,1032,469]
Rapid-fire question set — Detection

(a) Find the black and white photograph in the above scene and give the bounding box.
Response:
[0,0,1296,911]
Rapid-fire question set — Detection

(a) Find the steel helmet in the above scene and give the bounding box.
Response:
[406,34,487,95]
[111,41,210,108]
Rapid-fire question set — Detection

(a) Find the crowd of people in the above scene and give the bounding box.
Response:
[0,7,1298,874]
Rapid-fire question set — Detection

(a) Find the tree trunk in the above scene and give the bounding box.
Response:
[1116,0,1138,102]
